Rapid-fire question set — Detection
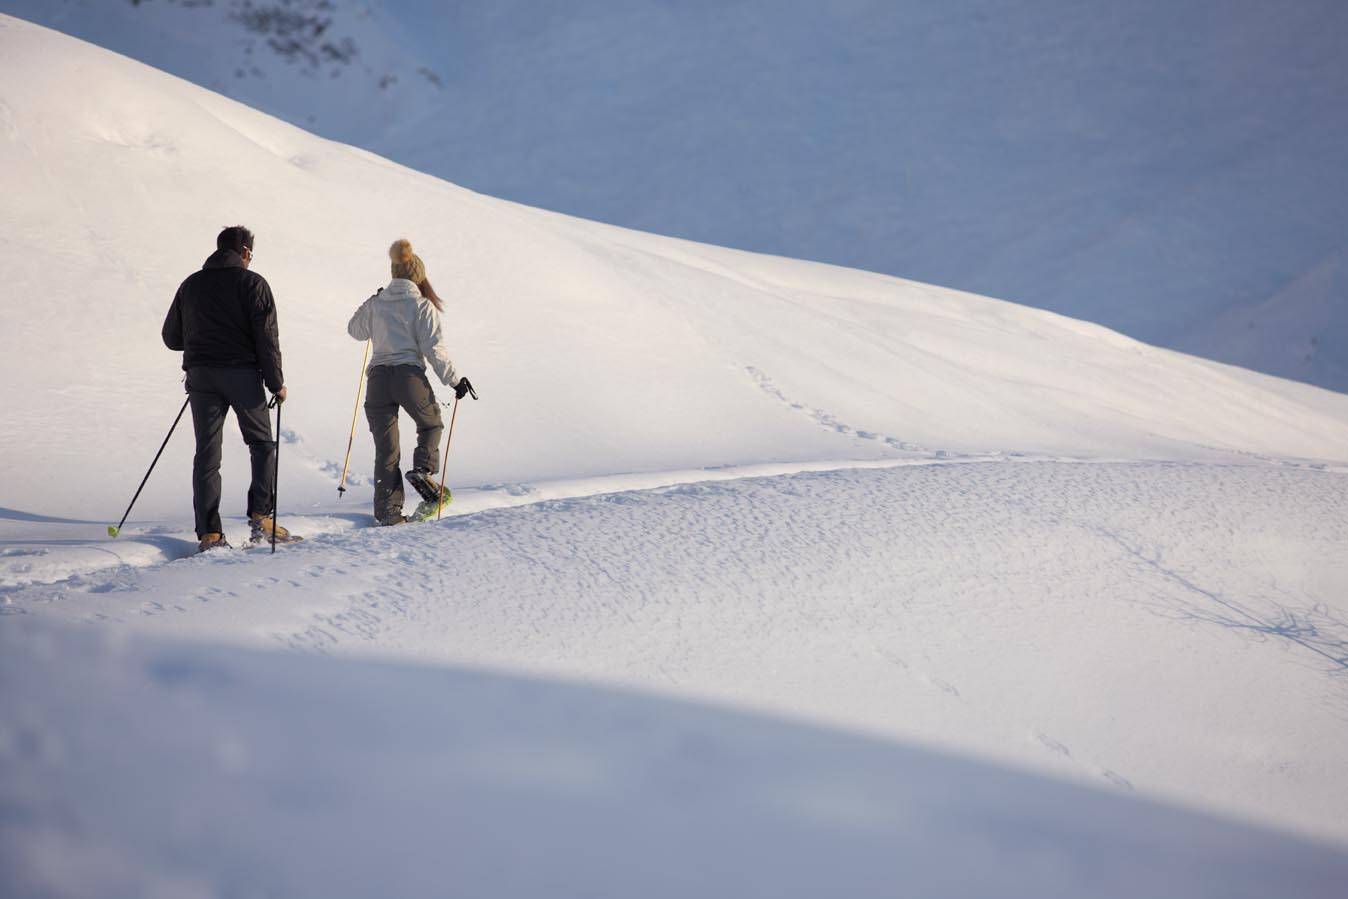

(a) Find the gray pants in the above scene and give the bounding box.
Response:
[364,365,443,521]
[186,366,274,538]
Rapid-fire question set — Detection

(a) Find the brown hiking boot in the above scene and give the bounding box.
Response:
[197,533,231,553]
[249,515,300,544]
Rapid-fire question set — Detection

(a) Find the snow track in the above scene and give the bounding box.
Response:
[0,431,1026,592]
[0,447,1285,592]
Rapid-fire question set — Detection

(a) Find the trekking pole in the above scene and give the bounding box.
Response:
[436,378,478,521]
[435,398,459,522]
[108,396,191,537]
[269,393,282,554]
[337,340,370,497]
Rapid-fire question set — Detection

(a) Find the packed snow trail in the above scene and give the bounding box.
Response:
[0,451,1186,590]
[10,462,1348,846]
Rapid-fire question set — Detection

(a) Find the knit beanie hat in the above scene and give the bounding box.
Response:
[389,238,427,283]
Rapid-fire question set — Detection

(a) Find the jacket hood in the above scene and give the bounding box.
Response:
[203,249,246,270]
[378,278,422,301]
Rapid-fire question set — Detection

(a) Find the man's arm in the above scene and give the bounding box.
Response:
[162,284,185,351]
[249,275,285,395]
[413,303,458,387]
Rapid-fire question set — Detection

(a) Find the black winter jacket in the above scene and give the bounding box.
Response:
[163,249,285,393]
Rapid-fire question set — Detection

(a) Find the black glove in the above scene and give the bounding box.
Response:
[454,376,478,400]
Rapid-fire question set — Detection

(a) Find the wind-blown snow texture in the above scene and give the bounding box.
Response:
[7,0,1348,390]
[3,14,1348,897]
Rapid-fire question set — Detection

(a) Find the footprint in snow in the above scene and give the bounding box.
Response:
[1101,769,1134,791]
[925,676,960,698]
[872,647,909,670]
[479,482,535,497]
[0,547,47,558]
[1034,732,1071,757]
[87,581,133,594]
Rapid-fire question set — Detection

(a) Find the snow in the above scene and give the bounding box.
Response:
[6,0,1348,390]
[3,13,1348,896]
[6,616,1348,899]
[15,461,1348,843]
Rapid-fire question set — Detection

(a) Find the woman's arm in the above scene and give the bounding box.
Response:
[347,293,376,341]
[413,302,459,387]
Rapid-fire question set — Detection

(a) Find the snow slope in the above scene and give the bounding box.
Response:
[6,613,1348,899]
[0,15,1345,525]
[3,15,1348,895]
[6,0,1348,390]
[5,7,1348,582]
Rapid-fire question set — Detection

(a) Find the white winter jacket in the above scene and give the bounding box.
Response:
[347,279,459,386]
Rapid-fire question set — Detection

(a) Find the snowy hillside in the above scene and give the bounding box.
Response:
[6,0,1348,391]
[3,14,1348,897]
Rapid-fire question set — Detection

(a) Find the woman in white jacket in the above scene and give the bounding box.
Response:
[347,239,472,525]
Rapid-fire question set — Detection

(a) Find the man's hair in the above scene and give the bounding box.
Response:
[217,225,255,254]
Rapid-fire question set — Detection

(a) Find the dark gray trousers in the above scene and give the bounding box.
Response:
[186,366,274,538]
[364,365,443,521]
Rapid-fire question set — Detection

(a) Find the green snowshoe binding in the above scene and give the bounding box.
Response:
[407,469,452,521]
[412,488,452,522]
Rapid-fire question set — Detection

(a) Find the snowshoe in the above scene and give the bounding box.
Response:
[249,515,303,545]
[197,533,231,553]
[405,469,444,503]
[375,514,410,527]
[406,469,451,521]
[412,487,452,522]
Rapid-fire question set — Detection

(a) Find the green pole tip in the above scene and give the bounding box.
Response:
[107,525,119,538]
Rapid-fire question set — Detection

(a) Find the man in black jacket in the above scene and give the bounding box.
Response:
[163,226,297,551]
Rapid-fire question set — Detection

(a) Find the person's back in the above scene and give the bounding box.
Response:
[347,239,471,525]
[166,250,283,388]
[359,279,438,372]
[163,226,294,550]
[348,277,457,387]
